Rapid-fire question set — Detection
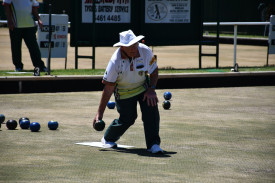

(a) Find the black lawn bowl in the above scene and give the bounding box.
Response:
[162,100,171,110]
[0,114,5,123]
[6,119,18,130]
[19,117,30,124]
[94,120,105,131]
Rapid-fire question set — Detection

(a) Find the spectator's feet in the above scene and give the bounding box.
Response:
[40,67,48,72]
[15,67,23,72]
[101,137,117,148]
[147,144,164,154]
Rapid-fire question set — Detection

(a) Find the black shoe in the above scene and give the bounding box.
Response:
[15,68,23,72]
[41,67,48,72]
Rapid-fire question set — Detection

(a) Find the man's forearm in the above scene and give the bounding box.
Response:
[4,5,14,29]
[32,7,40,21]
[150,67,158,87]
[97,84,115,117]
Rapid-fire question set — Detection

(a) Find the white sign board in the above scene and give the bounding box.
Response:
[82,0,131,23]
[38,14,68,58]
[145,0,190,23]
[269,15,275,54]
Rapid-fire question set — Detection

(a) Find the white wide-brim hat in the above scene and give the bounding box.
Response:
[113,30,144,47]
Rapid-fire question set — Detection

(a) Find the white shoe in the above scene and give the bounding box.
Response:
[101,137,117,148]
[147,144,164,154]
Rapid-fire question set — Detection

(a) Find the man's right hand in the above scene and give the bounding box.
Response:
[93,113,102,128]
[7,21,14,31]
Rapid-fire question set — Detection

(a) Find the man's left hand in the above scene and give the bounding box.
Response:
[143,88,159,106]
[38,19,43,29]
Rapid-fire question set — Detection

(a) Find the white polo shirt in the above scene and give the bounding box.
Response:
[103,43,157,100]
[3,0,39,28]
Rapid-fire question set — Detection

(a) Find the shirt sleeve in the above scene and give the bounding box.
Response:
[3,0,12,5]
[103,60,118,83]
[148,51,158,74]
[32,0,39,7]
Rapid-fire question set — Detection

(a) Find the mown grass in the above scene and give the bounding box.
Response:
[1,87,275,182]
[0,66,274,76]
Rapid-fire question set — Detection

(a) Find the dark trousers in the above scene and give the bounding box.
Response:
[104,92,161,149]
[9,27,45,69]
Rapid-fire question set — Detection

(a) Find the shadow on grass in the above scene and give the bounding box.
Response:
[100,147,177,158]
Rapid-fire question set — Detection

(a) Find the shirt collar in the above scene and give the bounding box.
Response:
[120,47,140,60]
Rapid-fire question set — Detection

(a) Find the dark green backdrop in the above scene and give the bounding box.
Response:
[69,0,203,47]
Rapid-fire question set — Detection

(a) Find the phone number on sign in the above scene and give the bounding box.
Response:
[96,15,121,22]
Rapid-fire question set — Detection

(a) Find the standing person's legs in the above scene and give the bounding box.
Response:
[23,27,46,69]
[104,95,138,142]
[9,28,23,70]
[138,92,161,149]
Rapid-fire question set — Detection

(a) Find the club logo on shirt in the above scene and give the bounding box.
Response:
[150,55,157,65]
[136,59,144,64]
[136,65,144,69]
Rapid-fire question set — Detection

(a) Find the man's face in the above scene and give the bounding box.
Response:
[121,43,139,58]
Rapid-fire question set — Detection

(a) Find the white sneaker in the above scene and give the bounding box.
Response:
[101,137,117,148]
[147,144,164,154]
